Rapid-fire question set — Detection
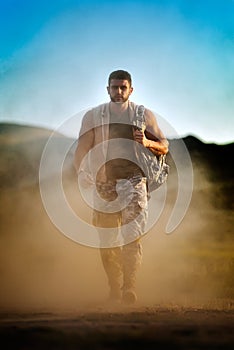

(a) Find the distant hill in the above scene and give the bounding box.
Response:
[0,123,75,188]
[186,136,233,209]
[0,122,233,209]
[182,135,234,182]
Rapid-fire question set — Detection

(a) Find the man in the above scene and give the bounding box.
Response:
[74,70,168,304]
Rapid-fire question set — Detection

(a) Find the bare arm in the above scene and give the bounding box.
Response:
[73,129,94,173]
[73,111,94,173]
[134,108,169,156]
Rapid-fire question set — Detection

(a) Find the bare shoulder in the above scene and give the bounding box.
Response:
[144,108,159,126]
[79,109,95,137]
[83,103,107,126]
[144,107,169,147]
[82,108,94,122]
[80,104,102,131]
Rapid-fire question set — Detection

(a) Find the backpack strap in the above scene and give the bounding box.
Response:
[134,105,146,131]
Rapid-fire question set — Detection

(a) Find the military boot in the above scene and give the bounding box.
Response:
[122,240,142,305]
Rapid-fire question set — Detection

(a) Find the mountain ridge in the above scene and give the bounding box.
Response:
[0,122,233,209]
[1,122,233,146]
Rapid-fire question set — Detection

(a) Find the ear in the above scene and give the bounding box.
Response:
[106,86,110,94]
[130,87,133,94]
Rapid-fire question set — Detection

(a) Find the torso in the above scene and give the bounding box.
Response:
[105,110,142,180]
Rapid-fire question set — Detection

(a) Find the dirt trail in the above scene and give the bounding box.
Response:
[1,307,234,349]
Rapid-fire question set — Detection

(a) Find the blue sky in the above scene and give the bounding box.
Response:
[0,0,233,144]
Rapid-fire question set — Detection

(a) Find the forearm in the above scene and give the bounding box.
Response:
[145,138,169,156]
[73,143,95,188]
[73,148,86,173]
[143,109,169,156]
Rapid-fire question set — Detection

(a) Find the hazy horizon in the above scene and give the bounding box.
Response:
[1,117,233,146]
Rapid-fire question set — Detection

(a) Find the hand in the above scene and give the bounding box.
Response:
[78,171,94,189]
[134,129,149,148]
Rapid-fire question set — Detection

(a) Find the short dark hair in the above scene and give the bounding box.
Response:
[108,70,132,86]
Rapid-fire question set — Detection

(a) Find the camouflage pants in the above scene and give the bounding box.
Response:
[92,175,148,295]
[92,174,148,246]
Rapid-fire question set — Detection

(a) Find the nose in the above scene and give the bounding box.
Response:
[117,87,122,94]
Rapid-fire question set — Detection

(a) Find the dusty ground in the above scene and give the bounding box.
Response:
[1,305,234,349]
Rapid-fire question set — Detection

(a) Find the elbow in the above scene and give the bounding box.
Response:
[160,147,168,155]
[161,140,169,155]
[164,145,169,155]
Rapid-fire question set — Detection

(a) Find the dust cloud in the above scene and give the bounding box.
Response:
[137,164,233,309]
[0,139,233,313]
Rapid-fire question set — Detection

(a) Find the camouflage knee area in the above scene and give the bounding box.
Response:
[93,210,120,228]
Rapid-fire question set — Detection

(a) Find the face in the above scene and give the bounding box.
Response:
[107,79,133,103]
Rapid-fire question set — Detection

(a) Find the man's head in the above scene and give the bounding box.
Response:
[107,70,133,103]
[108,70,132,86]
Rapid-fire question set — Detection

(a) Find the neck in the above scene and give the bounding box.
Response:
[109,101,129,114]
